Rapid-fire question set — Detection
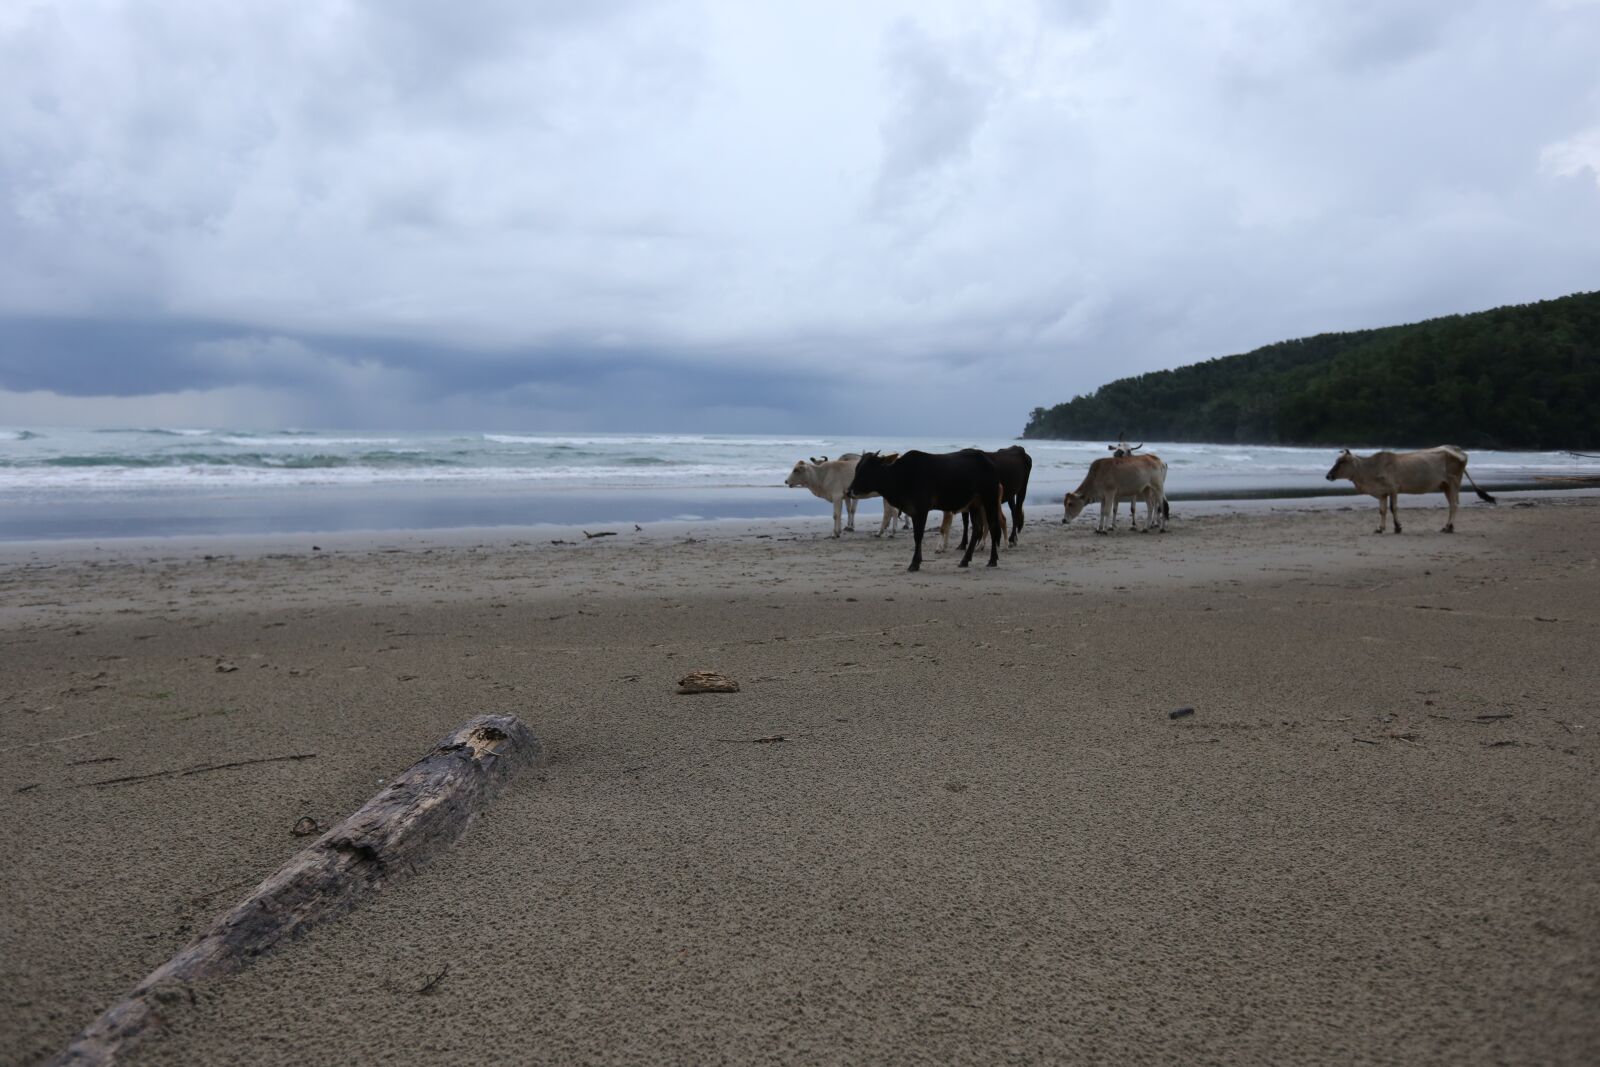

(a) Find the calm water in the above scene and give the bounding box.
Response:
[2,427,1594,540]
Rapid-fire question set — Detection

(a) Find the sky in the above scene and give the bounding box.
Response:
[1,0,1598,435]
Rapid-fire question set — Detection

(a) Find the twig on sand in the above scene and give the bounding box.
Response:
[714,735,789,744]
[74,753,318,789]
[415,964,450,995]
[47,715,539,1067]
[582,530,617,539]
[1352,737,1379,745]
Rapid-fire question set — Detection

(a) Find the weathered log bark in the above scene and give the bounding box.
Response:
[48,714,541,1067]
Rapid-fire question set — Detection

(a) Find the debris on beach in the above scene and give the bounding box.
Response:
[1168,706,1195,719]
[291,815,323,837]
[583,530,617,539]
[215,660,239,673]
[678,670,740,694]
[415,964,451,995]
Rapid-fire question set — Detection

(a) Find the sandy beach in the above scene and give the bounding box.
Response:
[3,494,1597,1065]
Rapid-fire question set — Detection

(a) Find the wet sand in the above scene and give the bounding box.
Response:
[3,496,1597,1065]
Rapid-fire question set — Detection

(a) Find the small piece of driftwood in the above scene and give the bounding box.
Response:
[677,671,740,694]
[47,714,541,1067]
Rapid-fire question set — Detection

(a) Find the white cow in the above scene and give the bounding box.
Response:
[1325,445,1495,533]
[785,454,903,538]
[1062,453,1170,533]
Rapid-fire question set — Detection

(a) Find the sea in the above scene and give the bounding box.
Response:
[2,427,1596,541]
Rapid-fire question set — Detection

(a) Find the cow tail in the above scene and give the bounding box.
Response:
[1162,498,1170,520]
[1463,467,1496,504]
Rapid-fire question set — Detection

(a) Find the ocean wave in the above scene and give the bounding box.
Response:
[481,433,832,448]
[1,429,42,441]
[90,427,223,438]
[39,450,454,470]
[217,435,406,447]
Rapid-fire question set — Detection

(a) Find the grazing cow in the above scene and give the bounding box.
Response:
[1324,445,1495,533]
[1062,453,1170,533]
[848,450,1003,571]
[784,454,901,538]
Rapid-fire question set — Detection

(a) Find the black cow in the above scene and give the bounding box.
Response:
[848,450,1003,571]
[955,445,1033,549]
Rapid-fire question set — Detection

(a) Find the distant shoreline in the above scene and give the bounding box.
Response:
[4,483,1598,553]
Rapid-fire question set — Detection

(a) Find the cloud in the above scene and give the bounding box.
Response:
[1,0,1597,433]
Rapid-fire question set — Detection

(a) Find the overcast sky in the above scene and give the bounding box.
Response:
[2,0,1597,434]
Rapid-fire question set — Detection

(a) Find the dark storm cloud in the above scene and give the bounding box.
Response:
[1,0,1598,431]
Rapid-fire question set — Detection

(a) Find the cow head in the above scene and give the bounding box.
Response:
[846,451,886,500]
[1062,491,1089,524]
[1326,449,1355,482]
[785,460,813,488]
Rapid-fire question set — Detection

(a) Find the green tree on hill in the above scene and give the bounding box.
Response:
[1023,291,1600,450]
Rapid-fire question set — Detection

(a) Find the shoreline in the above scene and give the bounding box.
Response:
[3,485,1596,566]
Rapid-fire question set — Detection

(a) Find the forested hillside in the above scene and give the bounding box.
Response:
[1023,291,1600,450]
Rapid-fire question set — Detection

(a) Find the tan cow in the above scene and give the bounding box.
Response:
[785,453,903,538]
[1324,445,1495,533]
[1062,453,1169,533]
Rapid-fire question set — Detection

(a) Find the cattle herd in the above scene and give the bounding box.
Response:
[786,441,1496,571]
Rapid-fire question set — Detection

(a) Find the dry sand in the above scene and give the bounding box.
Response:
[2,496,1597,1065]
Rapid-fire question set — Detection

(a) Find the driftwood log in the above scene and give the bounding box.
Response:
[48,714,541,1067]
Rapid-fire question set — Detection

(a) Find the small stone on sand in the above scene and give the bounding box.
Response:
[677,670,740,694]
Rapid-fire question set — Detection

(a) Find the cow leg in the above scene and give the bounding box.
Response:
[877,502,896,538]
[953,499,992,566]
[845,495,858,533]
[957,511,970,551]
[1390,494,1402,534]
[832,497,844,538]
[1443,482,1459,533]
[1008,495,1023,546]
[983,491,1002,567]
[936,511,952,552]
[909,510,927,572]
[1375,495,1388,534]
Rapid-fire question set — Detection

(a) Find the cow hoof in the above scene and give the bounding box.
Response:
[1442,525,1454,534]
[957,559,970,568]
[907,563,920,572]
[987,559,998,568]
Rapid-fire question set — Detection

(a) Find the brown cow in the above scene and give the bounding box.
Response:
[1325,445,1495,533]
[1062,453,1169,533]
